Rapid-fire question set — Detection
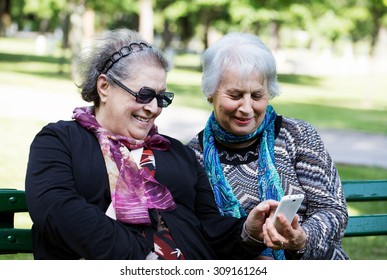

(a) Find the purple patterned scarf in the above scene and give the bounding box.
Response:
[73,106,176,225]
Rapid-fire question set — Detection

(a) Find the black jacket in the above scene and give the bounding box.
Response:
[25,120,261,259]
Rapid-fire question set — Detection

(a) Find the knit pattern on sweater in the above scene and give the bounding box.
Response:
[187,116,349,260]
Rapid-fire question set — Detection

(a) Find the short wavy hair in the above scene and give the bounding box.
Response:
[201,32,280,99]
[75,28,169,107]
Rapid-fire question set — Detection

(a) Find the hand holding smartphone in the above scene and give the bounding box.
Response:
[272,194,304,231]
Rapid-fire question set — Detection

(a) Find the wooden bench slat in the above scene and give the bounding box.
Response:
[0,189,28,213]
[0,228,33,253]
[342,180,387,202]
[344,214,387,237]
[0,189,32,254]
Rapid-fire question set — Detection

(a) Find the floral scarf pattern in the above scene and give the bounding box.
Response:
[203,105,285,259]
[73,106,176,225]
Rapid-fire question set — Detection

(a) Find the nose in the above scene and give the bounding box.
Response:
[238,95,254,114]
[143,97,160,113]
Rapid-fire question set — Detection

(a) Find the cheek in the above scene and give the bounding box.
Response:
[254,103,268,123]
[253,100,268,113]
[216,99,237,113]
[154,108,162,118]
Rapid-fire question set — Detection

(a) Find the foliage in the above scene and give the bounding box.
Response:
[7,1,384,48]
[23,0,67,18]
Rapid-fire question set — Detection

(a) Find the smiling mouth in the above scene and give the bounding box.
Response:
[234,117,252,124]
[134,115,150,123]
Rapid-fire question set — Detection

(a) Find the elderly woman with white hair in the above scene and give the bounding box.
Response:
[187,32,349,260]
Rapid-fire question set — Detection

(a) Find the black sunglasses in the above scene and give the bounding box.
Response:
[107,74,174,108]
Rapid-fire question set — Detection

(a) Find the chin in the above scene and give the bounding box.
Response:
[232,127,256,136]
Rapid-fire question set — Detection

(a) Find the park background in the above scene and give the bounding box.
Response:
[0,0,386,260]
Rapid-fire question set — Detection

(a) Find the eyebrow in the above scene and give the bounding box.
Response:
[224,88,264,94]
[224,88,244,94]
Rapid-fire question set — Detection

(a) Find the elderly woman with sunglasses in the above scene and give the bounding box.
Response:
[25,28,274,260]
[187,32,349,260]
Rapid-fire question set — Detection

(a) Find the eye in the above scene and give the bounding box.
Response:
[229,94,241,100]
[251,90,265,100]
[251,93,263,100]
[225,90,243,100]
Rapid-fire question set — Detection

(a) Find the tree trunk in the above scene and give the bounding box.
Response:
[161,20,173,50]
[139,0,154,43]
[269,22,281,51]
[69,2,85,80]
[0,0,11,36]
[369,16,381,56]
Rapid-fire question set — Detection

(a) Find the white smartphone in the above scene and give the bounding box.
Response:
[272,194,304,231]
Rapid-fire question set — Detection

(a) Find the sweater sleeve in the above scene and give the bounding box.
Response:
[292,121,348,260]
[25,122,152,259]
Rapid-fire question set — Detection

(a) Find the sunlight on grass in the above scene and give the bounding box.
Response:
[0,117,46,188]
[15,213,33,229]
[168,68,202,86]
[337,164,387,180]
[347,205,361,216]
[173,52,201,68]
[0,37,40,54]
[343,235,387,260]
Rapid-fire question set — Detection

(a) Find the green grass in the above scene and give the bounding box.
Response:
[1,36,386,260]
[0,116,45,189]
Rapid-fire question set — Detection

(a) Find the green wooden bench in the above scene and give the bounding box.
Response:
[0,189,32,254]
[1,180,387,255]
[342,180,387,237]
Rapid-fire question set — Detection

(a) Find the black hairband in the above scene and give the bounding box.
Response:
[100,42,152,74]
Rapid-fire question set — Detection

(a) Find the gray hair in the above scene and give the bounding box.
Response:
[76,28,169,106]
[201,32,280,99]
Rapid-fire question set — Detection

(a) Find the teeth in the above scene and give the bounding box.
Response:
[134,116,149,122]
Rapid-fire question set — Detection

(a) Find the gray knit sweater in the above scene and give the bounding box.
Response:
[187,116,349,260]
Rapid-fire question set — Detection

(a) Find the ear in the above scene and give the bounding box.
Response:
[207,95,214,103]
[97,74,110,103]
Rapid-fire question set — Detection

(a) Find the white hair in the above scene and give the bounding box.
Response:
[201,32,280,99]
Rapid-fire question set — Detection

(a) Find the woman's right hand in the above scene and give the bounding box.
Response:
[262,214,307,251]
[245,200,279,242]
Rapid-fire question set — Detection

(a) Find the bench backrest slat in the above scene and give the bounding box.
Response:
[342,180,387,237]
[0,189,32,254]
[0,228,32,253]
[342,180,387,202]
[345,214,387,237]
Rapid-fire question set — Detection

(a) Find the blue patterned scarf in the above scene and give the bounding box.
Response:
[203,105,285,259]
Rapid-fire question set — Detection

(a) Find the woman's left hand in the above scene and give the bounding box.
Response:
[262,214,307,251]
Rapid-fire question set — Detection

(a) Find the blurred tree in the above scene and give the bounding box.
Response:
[230,0,297,51]
[23,0,66,32]
[309,0,387,56]
[3,0,386,73]
[139,0,154,43]
[367,0,387,55]
[153,0,175,50]
[0,0,11,36]
[157,0,193,49]
[15,0,140,77]
[160,0,231,50]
